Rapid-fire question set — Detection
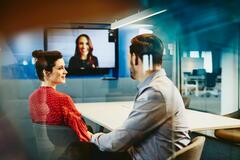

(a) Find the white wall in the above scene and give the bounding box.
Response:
[221,49,238,114]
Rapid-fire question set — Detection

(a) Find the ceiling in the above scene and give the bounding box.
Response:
[0,0,143,37]
[1,0,239,38]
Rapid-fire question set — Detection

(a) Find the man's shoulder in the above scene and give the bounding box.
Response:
[149,76,174,90]
[137,86,164,101]
[137,74,175,100]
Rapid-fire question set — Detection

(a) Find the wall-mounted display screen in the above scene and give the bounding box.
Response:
[45,25,118,76]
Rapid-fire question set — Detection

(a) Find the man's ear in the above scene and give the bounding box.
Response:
[131,53,138,66]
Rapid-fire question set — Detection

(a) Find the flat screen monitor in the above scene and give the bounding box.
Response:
[45,25,117,76]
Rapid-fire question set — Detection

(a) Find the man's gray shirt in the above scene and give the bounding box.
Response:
[91,69,191,160]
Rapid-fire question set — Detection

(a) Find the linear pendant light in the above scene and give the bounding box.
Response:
[111,7,167,30]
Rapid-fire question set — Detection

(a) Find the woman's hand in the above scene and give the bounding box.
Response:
[87,131,93,139]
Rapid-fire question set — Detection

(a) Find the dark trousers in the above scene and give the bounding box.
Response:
[58,141,132,160]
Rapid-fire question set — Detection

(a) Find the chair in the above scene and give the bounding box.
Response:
[204,73,219,97]
[214,110,240,143]
[32,123,79,160]
[192,69,206,76]
[182,96,191,109]
[168,136,206,160]
[183,69,206,96]
[183,73,198,96]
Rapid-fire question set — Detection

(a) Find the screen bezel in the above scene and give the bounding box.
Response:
[44,23,119,77]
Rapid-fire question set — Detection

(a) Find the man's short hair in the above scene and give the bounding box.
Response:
[130,34,164,65]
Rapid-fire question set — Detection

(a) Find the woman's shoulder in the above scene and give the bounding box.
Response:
[69,56,78,62]
[92,55,98,60]
[29,88,40,99]
[91,56,98,63]
[55,90,70,99]
[57,91,74,102]
[30,87,68,98]
[49,90,74,105]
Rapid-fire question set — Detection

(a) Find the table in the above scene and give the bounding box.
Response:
[75,101,240,131]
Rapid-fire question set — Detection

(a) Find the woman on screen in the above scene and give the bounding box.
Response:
[29,50,91,142]
[68,34,98,70]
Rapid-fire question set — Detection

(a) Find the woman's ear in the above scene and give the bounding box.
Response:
[43,70,50,79]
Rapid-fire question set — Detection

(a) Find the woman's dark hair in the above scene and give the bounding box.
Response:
[130,34,164,65]
[74,34,95,63]
[32,50,63,81]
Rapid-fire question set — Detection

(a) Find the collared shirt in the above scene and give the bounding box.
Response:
[91,69,191,160]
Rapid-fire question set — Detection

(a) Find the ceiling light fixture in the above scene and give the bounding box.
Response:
[111,7,167,30]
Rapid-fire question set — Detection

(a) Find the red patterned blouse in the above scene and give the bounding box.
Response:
[29,86,90,142]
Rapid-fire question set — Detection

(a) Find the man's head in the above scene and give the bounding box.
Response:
[129,34,164,80]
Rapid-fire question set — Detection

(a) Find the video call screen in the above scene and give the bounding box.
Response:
[46,28,116,69]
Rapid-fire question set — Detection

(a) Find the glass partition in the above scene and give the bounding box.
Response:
[180,24,239,115]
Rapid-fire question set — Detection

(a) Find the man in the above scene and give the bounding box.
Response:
[91,34,190,160]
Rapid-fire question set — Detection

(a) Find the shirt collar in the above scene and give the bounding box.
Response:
[137,68,166,92]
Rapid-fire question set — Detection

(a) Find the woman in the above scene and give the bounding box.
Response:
[30,50,132,160]
[29,50,90,142]
[68,34,98,70]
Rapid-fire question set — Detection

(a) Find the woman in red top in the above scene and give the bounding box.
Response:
[29,50,90,142]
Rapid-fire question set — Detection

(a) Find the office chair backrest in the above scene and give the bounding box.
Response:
[192,69,206,76]
[192,69,198,76]
[33,123,79,160]
[168,136,206,160]
[46,124,79,146]
[197,69,206,76]
[205,73,216,88]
